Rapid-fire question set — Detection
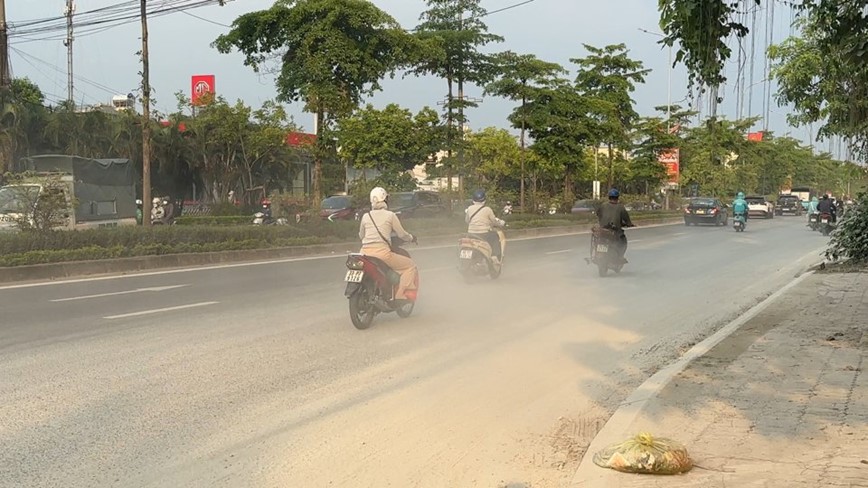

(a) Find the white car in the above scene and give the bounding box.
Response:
[746,196,775,219]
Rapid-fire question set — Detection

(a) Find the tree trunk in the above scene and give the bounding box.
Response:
[607,141,615,188]
[520,94,526,213]
[313,105,324,205]
[446,75,454,204]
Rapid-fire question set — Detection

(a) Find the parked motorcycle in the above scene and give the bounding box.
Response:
[818,212,834,236]
[344,237,419,330]
[586,225,630,277]
[457,229,506,281]
[733,212,746,232]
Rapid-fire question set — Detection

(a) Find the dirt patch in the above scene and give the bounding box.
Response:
[507,414,607,488]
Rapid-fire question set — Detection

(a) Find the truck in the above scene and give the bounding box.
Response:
[787,186,814,211]
[0,154,138,232]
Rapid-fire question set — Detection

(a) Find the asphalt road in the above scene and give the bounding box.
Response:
[0,216,828,488]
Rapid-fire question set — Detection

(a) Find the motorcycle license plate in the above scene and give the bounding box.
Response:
[821,218,829,223]
[596,244,608,252]
[459,249,473,259]
[345,270,364,283]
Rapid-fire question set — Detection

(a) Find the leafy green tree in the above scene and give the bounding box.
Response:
[464,126,521,188]
[573,43,649,188]
[214,0,419,203]
[485,51,566,210]
[336,103,443,176]
[524,82,606,204]
[412,0,503,195]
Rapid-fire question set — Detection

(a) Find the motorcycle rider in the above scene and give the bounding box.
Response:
[596,188,634,263]
[466,189,506,263]
[359,187,418,302]
[732,191,749,223]
[817,194,837,222]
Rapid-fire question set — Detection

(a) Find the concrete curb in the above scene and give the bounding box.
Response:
[0,217,683,285]
[569,248,825,486]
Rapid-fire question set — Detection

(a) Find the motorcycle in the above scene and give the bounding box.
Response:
[733,212,746,232]
[253,200,288,226]
[807,211,819,231]
[457,229,506,281]
[586,225,630,277]
[151,197,176,225]
[502,202,513,215]
[344,237,419,330]
[818,212,834,236]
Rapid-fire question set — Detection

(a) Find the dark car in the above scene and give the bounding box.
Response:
[683,197,729,226]
[320,195,356,221]
[571,199,599,214]
[775,194,804,216]
[389,191,447,218]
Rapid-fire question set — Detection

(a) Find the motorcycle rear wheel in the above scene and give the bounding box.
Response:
[396,301,415,318]
[349,283,376,330]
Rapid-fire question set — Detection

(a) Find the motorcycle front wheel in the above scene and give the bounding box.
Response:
[597,260,608,277]
[349,282,376,330]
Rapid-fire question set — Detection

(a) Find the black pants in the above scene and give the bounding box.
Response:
[472,232,502,258]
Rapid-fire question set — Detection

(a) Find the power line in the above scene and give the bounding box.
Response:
[181,9,230,28]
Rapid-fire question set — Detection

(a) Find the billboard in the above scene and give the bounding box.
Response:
[286,131,317,147]
[747,131,764,142]
[191,75,216,106]
[658,148,680,185]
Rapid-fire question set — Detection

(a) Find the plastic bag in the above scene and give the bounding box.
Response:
[593,432,693,475]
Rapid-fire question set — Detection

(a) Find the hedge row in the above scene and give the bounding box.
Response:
[0,211,679,267]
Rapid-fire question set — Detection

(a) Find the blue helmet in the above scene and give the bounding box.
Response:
[608,188,620,199]
[472,189,486,202]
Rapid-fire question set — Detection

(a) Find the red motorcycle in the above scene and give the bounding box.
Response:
[344,238,419,330]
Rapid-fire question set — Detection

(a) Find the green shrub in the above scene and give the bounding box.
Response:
[825,193,868,262]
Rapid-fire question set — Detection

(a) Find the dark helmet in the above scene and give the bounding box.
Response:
[608,188,620,199]
[822,194,829,200]
[472,189,486,202]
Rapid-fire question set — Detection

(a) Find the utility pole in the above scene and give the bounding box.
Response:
[64,0,75,104]
[140,0,152,226]
[0,0,10,90]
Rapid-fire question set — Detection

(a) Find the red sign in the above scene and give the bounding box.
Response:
[747,131,764,142]
[159,120,187,132]
[658,148,680,184]
[286,131,317,147]
[191,75,216,106]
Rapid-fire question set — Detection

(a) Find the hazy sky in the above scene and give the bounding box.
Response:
[9,0,828,151]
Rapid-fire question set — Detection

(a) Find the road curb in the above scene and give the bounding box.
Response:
[0,218,683,285]
[569,250,824,486]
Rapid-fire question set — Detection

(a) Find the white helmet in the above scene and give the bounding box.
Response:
[370,187,388,205]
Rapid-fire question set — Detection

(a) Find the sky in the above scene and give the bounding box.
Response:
[8,0,844,157]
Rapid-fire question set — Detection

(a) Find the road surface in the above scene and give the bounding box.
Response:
[0,217,827,488]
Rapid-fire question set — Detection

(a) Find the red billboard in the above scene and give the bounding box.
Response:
[286,131,317,147]
[747,131,764,142]
[191,75,216,106]
[658,148,680,185]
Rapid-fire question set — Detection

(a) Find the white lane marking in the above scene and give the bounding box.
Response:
[103,301,218,320]
[545,249,572,255]
[0,222,684,291]
[51,285,190,302]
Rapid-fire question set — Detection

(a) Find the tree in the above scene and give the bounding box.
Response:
[486,51,566,211]
[524,82,607,205]
[336,103,443,176]
[412,0,503,196]
[573,44,650,188]
[464,126,521,189]
[214,0,419,203]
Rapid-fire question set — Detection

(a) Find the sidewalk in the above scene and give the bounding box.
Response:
[571,270,868,487]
